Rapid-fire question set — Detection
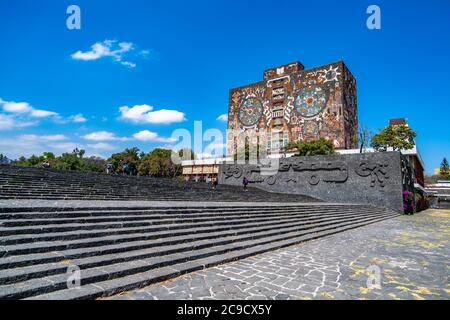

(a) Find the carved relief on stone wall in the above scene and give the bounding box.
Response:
[279,159,349,185]
[222,158,349,187]
[222,165,243,179]
[355,162,389,187]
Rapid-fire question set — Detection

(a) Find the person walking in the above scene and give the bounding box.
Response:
[122,162,129,176]
[105,163,113,174]
[243,177,249,191]
[211,177,218,190]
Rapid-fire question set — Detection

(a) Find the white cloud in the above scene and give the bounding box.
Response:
[0,137,53,158]
[120,61,136,68]
[71,40,142,68]
[0,134,116,160]
[48,142,81,151]
[216,114,228,122]
[0,114,15,130]
[133,130,158,141]
[30,109,59,118]
[20,134,67,141]
[86,142,116,151]
[119,104,186,124]
[70,114,87,123]
[0,98,59,120]
[2,101,32,113]
[82,131,130,141]
[133,130,175,143]
[0,136,81,159]
[82,130,175,144]
[139,50,150,58]
[0,114,37,130]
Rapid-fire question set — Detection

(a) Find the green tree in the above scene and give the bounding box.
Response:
[83,156,107,173]
[27,155,43,166]
[178,148,196,161]
[42,152,56,161]
[72,148,85,159]
[371,124,416,151]
[108,147,141,175]
[138,148,181,177]
[440,158,450,178]
[12,156,29,166]
[233,142,267,162]
[286,138,336,156]
[0,154,10,164]
[53,150,84,171]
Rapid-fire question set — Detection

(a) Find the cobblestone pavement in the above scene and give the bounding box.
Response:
[107,209,450,300]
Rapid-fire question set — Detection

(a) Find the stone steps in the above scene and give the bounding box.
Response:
[0,209,375,256]
[0,210,385,269]
[27,216,394,300]
[0,211,391,286]
[0,206,362,227]
[0,165,318,202]
[0,207,356,247]
[0,204,399,300]
[0,207,366,237]
[0,205,320,219]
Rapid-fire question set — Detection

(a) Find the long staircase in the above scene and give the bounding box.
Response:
[0,204,399,300]
[0,165,316,202]
[0,165,400,300]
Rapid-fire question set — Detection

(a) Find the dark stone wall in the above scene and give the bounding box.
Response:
[219,152,408,213]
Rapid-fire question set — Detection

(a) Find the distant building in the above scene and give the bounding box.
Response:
[389,118,407,126]
[426,181,450,209]
[226,61,358,156]
[181,157,231,182]
[182,62,427,207]
[372,118,427,210]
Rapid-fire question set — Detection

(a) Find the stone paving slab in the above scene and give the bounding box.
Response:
[106,209,450,300]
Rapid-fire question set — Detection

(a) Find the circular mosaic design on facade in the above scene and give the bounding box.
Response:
[294,86,327,118]
[238,97,263,126]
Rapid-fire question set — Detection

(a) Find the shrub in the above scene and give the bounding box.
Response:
[287,138,336,157]
[403,191,415,214]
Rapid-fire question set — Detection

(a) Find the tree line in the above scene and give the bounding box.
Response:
[0,148,195,178]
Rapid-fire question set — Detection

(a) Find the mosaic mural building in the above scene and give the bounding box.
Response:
[226,61,358,156]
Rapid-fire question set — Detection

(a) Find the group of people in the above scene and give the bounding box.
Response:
[104,162,133,175]
[41,162,50,169]
[184,175,219,190]
[182,175,252,191]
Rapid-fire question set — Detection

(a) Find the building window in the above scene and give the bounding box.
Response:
[272,108,284,118]
[272,87,284,95]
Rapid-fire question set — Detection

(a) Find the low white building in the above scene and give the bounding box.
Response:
[181,157,232,181]
[426,180,450,209]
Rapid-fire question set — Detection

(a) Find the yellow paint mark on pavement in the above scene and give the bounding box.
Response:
[320,292,334,299]
[411,293,425,300]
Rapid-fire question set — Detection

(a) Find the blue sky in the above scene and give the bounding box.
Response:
[0,0,449,174]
